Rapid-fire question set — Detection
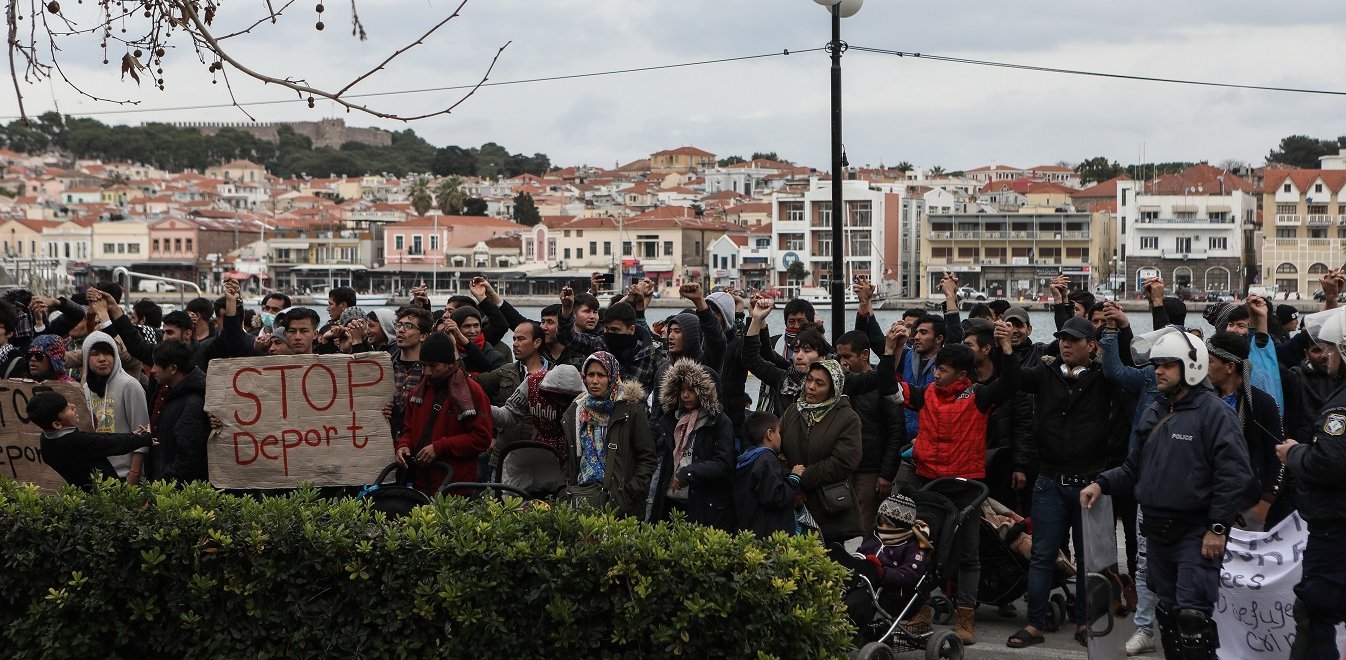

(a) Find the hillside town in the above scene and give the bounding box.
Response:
[4,139,1346,304]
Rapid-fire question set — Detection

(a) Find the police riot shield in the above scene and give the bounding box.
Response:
[1081,495,1127,660]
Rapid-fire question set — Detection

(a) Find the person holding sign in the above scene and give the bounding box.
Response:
[1081,328,1253,660]
[29,391,154,489]
[395,332,493,495]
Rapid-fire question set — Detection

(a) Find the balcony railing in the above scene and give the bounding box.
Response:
[1136,216,1234,224]
[926,230,1090,241]
[1161,250,1208,259]
[1308,214,1334,226]
[1276,214,1303,226]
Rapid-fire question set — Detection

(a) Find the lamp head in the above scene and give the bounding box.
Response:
[813,0,863,17]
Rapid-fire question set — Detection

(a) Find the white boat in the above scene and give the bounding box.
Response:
[301,293,391,307]
[773,287,885,310]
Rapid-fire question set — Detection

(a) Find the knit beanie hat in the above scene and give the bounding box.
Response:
[419,332,457,364]
[1203,302,1236,331]
[339,306,367,325]
[877,493,918,527]
[1276,304,1300,326]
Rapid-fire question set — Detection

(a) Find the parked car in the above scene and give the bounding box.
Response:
[957,286,988,301]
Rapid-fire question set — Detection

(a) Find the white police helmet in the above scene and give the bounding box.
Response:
[1316,308,1346,352]
[1132,326,1207,387]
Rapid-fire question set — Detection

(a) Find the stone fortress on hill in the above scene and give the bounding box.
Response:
[161,118,392,149]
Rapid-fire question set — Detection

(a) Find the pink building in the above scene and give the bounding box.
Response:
[383,214,525,270]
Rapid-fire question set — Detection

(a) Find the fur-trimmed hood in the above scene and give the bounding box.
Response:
[615,379,647,405]
[658,358,721,416]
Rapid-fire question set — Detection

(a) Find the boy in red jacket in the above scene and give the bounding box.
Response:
[887,320,1019,645]
[396,332,493,495]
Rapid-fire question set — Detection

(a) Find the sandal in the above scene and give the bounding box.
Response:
[1074,625,1089,646]
[1006,628,1045,649]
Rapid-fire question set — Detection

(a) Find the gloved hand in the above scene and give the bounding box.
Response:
[864,554,884,579]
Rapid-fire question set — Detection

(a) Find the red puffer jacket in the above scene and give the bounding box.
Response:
[900,377,990,480]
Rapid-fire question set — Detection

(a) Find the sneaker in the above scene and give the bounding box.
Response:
[1125,628,1156,656]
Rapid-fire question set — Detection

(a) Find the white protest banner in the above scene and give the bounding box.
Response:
[204,352,395,489]
[1215,512,1346,659]
[0,379,91,493]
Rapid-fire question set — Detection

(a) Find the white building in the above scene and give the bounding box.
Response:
[1116,180,1253,295]
[708,234,742,290]
[770,178,901,299]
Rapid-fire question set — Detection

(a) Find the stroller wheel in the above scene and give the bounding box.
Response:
[1046,594,1068,632]
[854,641,896,660]
[924,630,963,660]
[929,595,955,626]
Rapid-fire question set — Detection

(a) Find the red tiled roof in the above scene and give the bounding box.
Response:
[652,146,714,158]
[485,235,521,249]
[1074,175,1132,198]
[1147,164,1253,195]
[1262,169,1346,196]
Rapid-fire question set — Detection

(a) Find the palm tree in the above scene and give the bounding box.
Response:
[895,161,914,172]
[434,176,465,215]
[930,165,947,176]
[409,176,432,217]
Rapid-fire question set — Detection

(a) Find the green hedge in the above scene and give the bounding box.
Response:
[0,479,853,659]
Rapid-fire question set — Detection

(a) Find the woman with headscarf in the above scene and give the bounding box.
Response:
[649,358,737,529]
[779,358,863,543]
[561,351,657,519]
[28,335,75,383]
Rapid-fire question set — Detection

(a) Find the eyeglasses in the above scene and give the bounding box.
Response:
[394,322,421,331]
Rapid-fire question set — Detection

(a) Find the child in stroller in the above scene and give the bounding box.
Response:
[838,477,988,660]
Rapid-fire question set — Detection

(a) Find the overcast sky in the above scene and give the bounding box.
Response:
[6,0,1346,172]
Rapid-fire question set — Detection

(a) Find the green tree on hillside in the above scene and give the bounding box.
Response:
[718,156,746,167]
[435,177,465,215]
[409,177,433,217]
[1267,135,1346,169]
[463,197,489,216]
[1075,156,1125,185]
[512,192,541,227]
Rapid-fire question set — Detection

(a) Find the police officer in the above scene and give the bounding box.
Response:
[1280,310,1346,660]
[1081,327,1253,660]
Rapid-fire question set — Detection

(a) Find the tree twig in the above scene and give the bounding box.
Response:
[174,0,508,121]
[333,0,467,99]
[6,0,24,121]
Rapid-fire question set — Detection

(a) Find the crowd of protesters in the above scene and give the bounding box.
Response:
[24,265,1346,660]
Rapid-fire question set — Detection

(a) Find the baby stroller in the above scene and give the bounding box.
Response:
[358,461,456,517]
[840,477,989,660]
[492,441,567,501]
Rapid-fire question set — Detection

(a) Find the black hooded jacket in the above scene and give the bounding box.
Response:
[148,367,209,482]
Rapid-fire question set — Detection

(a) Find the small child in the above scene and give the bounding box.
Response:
[857,494,932,608]
[732,411,800,537]
[29,391,154,489]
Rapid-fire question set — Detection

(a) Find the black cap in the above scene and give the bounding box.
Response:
[1054,316,1096,340]
[1276,304,1299,325]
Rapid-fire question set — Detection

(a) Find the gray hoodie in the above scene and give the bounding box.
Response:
[82,330,151,478]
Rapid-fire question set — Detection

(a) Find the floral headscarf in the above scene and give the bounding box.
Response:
[576,352,622,484]
[795,359,845,428]
[28,335,74,382]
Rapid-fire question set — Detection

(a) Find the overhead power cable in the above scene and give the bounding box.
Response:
[851,45,1346,97]
[1,48,819,120]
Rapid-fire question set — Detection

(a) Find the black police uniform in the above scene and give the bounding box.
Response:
[1096,383,1253,660]
[1286,387,1346,660]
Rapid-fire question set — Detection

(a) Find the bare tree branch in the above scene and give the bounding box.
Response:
[4,0,504,122]
[174,0,508,122]
[6,0,24,120]
[333,0,467,99]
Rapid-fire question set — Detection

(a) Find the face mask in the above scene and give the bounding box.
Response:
[261,312,276,328]
[604,332,637,353]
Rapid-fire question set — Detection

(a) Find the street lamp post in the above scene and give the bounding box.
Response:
[814,0,862,336]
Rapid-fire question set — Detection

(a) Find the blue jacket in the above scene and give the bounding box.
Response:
[1099,329,1160,453]
[899,348,936,441]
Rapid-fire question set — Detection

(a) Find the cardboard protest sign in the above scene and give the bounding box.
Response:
[0,379,92,493]
[204,352,395,489]
[1216,512,1346,659]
